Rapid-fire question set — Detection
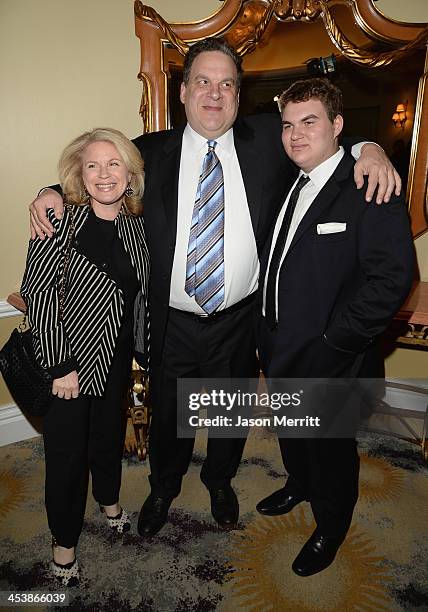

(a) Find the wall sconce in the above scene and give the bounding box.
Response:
[392,101,407,129]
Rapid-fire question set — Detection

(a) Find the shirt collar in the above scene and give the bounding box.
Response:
[302,146,344,190]
[184,123,234,158]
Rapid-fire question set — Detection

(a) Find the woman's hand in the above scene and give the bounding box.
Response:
[52,371,79,399]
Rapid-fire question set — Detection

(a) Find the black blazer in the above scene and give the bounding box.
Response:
[257,152,414,378]
[133,114,296,365]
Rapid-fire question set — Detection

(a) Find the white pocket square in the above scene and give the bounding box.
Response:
[317,222,347,235]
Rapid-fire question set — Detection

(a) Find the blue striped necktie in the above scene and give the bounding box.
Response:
[185,140,225,314]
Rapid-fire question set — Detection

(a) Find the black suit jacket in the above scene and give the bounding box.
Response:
[257,152,414,379]
[133,114,296,365]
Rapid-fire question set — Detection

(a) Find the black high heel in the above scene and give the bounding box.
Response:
[99,505,131,534]
[50,537,79,587]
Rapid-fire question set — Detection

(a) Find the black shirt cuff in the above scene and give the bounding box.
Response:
[47,357,79,379]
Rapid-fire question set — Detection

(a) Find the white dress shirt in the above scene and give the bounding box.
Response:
[263,146,345,320]
[170,124,259,312]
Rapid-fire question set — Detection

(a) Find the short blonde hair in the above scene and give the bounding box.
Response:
[58,127,144,215]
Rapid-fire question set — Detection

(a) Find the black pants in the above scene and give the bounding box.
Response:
[258,315,360,539]
[43,344,131,548]
[148,302,259,499]
[278,437,359,538]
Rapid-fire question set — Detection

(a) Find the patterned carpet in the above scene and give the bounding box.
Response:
[0,428,427,611]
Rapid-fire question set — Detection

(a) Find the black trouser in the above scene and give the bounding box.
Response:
[257,315,360,539]
[278,437,359,538]
[43,344,131,548]
[148,300,259,499]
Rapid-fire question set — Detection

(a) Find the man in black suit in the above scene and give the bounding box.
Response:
[256,78,414,576]
[29,39,401,538]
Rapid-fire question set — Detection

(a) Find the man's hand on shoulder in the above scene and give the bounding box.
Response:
[29,188,64,240]
[354,143,401,205]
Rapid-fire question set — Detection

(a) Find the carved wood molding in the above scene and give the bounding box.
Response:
[273,0,428,38]
[275,0,322,21]
[134,3,189,55]
[407,68,428,238]
[320,1,428,68]
[135,0,243,41]
[352,0,427,44]
[225,0,282,55]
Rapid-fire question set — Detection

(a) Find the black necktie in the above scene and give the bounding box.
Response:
[265,175,310,329]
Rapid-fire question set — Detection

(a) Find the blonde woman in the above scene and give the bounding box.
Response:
[21,128,149,586]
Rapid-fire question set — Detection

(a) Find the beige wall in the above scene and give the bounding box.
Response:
[377,0,428,22]
[1,0,427,409]
[415,234,428,280]
[0,317,22,405]
[1,0,141,297]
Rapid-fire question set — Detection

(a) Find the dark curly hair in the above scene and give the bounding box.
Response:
[183,38,243,88]
[279,78,343,122]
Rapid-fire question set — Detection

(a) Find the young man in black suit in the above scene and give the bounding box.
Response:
[29,40,401,538]
[256,78,414,576]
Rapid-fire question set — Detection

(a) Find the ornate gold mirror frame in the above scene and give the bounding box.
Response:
[134,0,428,237]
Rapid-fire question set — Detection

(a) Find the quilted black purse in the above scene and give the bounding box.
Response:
[0,325,53,416]
[0,206,75,416]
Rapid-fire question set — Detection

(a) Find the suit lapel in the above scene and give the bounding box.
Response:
[285,153,354,257]
[160,127,184,247]
[234,119,262,235]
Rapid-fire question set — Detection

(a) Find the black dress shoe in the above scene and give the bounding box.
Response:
[137,493,172,537]
[256,486,304,516]
[292,529,344,577]
[209,485,239,528]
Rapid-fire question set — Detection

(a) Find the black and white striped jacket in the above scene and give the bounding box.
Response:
[21,205,149,396]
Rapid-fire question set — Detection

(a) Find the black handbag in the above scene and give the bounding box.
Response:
[0,325,53,416]
[0,206,75,416]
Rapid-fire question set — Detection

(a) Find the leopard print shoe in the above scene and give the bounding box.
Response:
[100,506,131,534]
[50,558,80,587]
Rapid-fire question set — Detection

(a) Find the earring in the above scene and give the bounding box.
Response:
[84,188,91,204]
[125,183,134,197]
